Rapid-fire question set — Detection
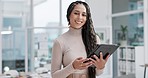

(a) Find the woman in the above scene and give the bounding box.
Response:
[51,1,110,78]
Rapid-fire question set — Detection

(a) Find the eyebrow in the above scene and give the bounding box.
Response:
[73,10,86,14]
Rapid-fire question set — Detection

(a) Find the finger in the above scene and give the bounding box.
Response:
[105,54,110,61]
[81,62,92,67]
[79,58,90,66]
[77,57,83,60]
[93,55,99,61]
[82,58,91,63]
[100,52,103,60]
[77,57,85,63]
[89,57,97,63]
[80,66,90,69]
[79,62,92,69]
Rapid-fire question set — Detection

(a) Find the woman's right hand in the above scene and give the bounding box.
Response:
[72,57,93,70]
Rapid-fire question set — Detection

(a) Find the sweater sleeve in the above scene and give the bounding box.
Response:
[96,68,104,76]
[51,39,75,78]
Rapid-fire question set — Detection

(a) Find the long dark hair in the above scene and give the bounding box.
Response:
[66,1,97,78]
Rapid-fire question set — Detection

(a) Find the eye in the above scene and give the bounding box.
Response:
[82,13,87,17]
[74,12,79,15]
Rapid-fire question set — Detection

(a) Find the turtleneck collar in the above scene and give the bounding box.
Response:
[68,26,82,36]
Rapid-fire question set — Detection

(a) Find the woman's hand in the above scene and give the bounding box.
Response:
[72,57,93,70]
[89,52,110,70]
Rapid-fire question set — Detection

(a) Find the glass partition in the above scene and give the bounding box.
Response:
[112,13,144,46]
[112,0,143,13]
[0,0,32,73]
[27,27,67,72]
[34,0,60,27]
[2,29,25,73]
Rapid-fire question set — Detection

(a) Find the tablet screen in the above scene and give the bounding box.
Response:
[88,44,119,59]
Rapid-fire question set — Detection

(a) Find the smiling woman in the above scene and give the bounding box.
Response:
[68,4,87,29]
[51,1,110,78]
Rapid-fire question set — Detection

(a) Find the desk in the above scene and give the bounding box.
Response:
[140,64,148,78]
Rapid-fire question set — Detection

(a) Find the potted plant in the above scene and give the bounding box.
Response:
[120,25,128,46]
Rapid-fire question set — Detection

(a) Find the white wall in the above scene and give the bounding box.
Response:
[85,0,112,45]
[135,46,145,78]
[86,0,111,27]
[144,0,148,64]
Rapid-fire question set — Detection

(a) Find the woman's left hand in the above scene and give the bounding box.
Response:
[89,52,110,70]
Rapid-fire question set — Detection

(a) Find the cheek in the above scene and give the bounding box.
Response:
[84,18,87,22]
[83,16,87,21]
[83,19,87,24]
[69,18,74,23]
[69,15,74,22]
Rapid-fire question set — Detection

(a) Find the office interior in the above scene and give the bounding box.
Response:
[0,0,148,78]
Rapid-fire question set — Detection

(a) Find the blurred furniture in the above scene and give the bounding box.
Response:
[35,67,49,74]
[4,70,19,77]
[117,74,135,78]
[44,64,51,71]
[2,59,25,73]
[117,46,135,76]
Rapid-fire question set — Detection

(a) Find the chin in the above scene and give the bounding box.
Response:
[76,26,83,29]
[70,26,82,29]
[76,26,82,28]
[76,25,83,28]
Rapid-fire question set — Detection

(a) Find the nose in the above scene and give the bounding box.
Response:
[78,14,83,19]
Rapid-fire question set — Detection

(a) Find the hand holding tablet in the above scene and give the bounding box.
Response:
[84,44,119,63]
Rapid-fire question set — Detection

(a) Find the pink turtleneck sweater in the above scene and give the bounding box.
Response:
[51,27,104,78]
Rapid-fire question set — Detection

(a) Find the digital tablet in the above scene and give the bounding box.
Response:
[84,44,119,63]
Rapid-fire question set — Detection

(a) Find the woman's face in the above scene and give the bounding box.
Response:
[69,4,87,29]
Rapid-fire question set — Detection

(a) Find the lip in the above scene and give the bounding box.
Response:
[75,20,82,24]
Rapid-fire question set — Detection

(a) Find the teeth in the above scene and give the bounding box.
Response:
[76,21,82,24]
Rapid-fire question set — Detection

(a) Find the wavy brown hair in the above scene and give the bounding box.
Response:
[66,1,97,78]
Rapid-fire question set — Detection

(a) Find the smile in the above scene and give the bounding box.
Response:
[75,21,82,24]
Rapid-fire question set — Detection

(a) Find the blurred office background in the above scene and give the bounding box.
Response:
[0,0,148,78]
